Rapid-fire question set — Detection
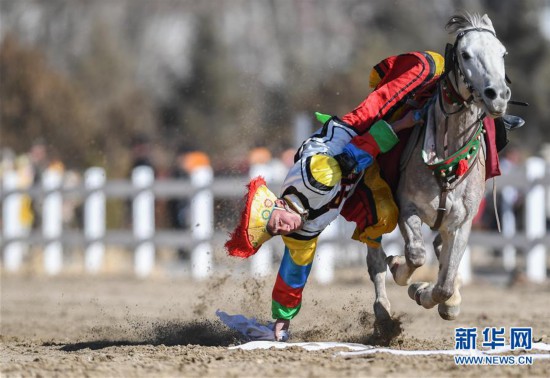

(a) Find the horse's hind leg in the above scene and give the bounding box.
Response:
[387,207,426,286]
[367,246,391,320]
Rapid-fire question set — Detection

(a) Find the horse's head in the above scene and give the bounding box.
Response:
[445,13,511,117]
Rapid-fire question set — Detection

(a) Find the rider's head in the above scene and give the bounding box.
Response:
[225,177,303,258]
[266,199,303,236]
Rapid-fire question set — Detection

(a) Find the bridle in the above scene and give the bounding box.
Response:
[429,27,499,230]
[439,27,498,117]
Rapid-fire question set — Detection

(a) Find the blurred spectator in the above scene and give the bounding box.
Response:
[62,169,83,229]
[268,147,295,184]
[473,144,530,284]
[29,139,49,179]
[167,148,211,260]
[473,144,525,232]
[498,145,526,234]
[129,134,156,174]
[0,147,16,176]
[0,149,12,229]
[280,148,296,169]
[248,146,297,185]
[499,144,523,175]
[167,146,193,259]
[182,151,211,174]
[28,139,50,229]
[248,146,273,181]
[15,154,34,231]
[126,134,157,227]
[541,143,550,230]
[500,146,526,285]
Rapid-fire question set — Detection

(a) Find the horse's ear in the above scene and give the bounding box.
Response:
[481,14,495,32]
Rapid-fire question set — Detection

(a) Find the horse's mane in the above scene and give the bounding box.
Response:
[445,11,495,34]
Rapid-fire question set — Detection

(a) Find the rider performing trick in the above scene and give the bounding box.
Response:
[225,109,422,341]
[225,47,523,341]
[225,50,446,341]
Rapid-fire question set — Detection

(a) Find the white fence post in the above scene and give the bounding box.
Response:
[43,169,63,275]
[132,166,155,278]
[525,157,547,283]
[190,165,214,280]
[2,170,26,272]
[84,167,106,274]
[314,218,338,284]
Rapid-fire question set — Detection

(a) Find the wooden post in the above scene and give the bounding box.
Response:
[84,167,106,274]
[190,165,214,280]
[525,157,547,283]
[2,170,25,272]
[43,169,63,275]
[132,166,155,278]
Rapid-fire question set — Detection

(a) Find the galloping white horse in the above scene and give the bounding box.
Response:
[367,13,510,322]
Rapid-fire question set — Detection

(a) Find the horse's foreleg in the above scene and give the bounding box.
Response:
[367,247,391,320]
[431,225,471,320]
[407,233,461,314]
[387,205,426,286]
[433,233,442,260]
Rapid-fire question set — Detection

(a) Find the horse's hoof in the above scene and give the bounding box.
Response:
[438,303,460,321]
[373,299,392,321]
[408,282,431,305]
[386,255,410,286]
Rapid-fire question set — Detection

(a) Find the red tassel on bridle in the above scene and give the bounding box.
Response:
[456,159,469,176]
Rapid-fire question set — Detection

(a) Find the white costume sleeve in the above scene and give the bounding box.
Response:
[279,118,361,240]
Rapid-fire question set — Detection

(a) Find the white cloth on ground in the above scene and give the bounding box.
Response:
[216,310,275,341]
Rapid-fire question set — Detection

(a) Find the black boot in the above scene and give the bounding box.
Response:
[501,114,525,130]
[494,115,525,152]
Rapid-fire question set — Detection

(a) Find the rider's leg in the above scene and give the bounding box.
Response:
[272,237,318,341]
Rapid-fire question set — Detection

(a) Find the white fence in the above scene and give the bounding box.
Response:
[1,158,549,283]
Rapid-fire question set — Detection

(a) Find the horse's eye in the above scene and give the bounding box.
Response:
[503,51,508,58]
[461,52,471,60]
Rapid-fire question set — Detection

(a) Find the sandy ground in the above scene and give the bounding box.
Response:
[1,268,549,377]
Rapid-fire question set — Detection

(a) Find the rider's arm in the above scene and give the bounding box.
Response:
[335,52,432,174]
[336,111,422,176]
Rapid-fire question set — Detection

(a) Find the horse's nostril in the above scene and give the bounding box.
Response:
[484,88,497,100]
